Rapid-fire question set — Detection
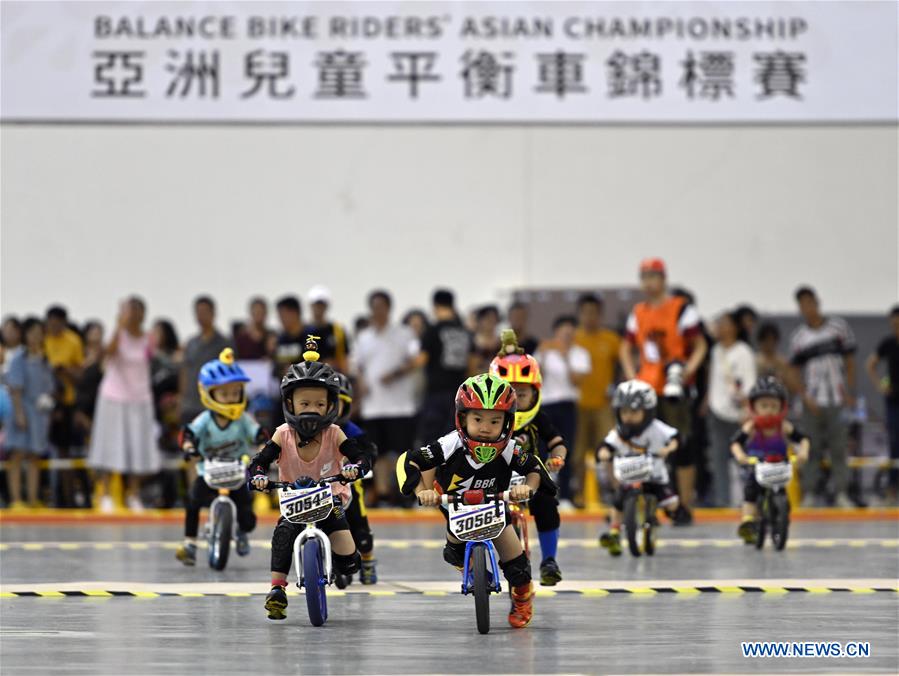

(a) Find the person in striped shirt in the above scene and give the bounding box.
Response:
[788,286,857,508]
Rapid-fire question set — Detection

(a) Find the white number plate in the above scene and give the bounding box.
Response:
[613,455,654,484]
[279,484,334,524]
[203,459,247,490]
[447,501,507,542]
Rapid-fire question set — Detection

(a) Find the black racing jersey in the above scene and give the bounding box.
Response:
[513,410,562,459]
[419,432,557,497]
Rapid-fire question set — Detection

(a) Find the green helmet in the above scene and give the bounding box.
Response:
[454,373,518,463]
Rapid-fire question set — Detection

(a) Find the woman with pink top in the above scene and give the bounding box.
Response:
[88,297,160,512]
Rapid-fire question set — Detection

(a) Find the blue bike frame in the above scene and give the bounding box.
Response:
[461,541,502,595]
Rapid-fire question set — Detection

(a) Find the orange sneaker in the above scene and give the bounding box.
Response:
[508,582,534,628]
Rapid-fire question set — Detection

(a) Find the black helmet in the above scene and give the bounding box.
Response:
[280,337,341,440]
[748,376,788,406]
[612,379,658,440]
[335,372,354,427]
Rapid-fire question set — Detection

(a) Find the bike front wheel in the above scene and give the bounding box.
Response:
[208,501,232,571]
[471,545,490,635]
[772,492,790,551]
[303,538,328,627]
[623,492,642,557]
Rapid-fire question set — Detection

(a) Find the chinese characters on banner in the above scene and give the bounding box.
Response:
[2,1,896,122]
[93,48,807,101]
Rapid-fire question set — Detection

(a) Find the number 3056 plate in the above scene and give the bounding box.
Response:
[448,502,506,542]
[279,484,333,524]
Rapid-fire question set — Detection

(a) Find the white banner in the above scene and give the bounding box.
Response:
[1,1,896,123]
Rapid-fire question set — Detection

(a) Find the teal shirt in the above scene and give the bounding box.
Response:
[187,411,261,474]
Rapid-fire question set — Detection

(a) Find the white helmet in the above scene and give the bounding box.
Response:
[612,379,658,439]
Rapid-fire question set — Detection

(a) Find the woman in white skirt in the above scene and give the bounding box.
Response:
[89,297,160,512]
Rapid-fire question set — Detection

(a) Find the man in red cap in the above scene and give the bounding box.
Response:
[619,258,708,525]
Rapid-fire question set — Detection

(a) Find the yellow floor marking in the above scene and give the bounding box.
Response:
[761,587,789,594]
[84,591,112,597]
[36,591,64,597]
[716,586,745,594]
[581,589,610,597]
[22,544,44,551]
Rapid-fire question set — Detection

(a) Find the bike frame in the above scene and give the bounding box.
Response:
[294,522,333,590]
[207,490,239,543]
[461,541,502,595]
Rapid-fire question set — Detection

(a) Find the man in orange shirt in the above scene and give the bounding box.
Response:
[619,259,708,525]
[574,294,621,507]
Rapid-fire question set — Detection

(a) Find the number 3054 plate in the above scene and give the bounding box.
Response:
[279,484,334,524]
[448,502,506,542]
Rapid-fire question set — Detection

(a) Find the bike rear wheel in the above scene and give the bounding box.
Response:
[208,502,232,571]
[303,539,328,627]
[623,492,642,557]
[471,545,490,635]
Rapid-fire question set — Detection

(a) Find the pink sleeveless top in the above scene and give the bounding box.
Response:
[275,424,350,507]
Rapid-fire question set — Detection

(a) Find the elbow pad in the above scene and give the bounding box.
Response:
[398,444,443,495]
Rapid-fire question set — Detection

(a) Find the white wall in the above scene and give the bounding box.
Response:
[1,124,896,334]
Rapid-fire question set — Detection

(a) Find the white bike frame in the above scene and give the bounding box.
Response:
[294,520,333,589]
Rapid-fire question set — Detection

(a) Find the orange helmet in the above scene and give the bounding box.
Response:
[489,352,542,430]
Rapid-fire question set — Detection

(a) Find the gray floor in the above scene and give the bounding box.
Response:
[2,519,898,674]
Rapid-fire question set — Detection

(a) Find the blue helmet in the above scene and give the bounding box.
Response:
[198,348,250,420]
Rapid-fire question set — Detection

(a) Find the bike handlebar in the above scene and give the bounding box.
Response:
[417,488,530,507]
[250,466,361,492]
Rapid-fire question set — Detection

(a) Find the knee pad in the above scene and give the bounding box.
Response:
[443,540,466,568]
[354,529,373,555]
[270,523,300,573]
[333,551,362,575]
[744,483,759,504]
[532,500,561,533]
[500,552,532,588]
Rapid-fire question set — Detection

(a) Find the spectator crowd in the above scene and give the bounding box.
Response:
[2,260,897,514]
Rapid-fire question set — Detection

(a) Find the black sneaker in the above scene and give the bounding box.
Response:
[175,543,196,567]
[334,573,351,589]
[265,585,288,620]
[236,531,250,557]
[539,557,562,586]
[672,505,693,527]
